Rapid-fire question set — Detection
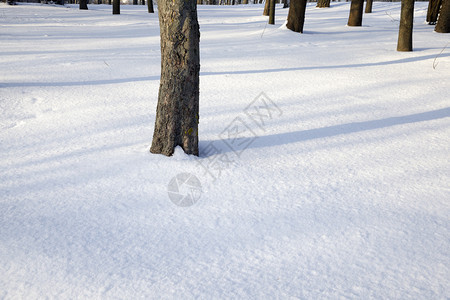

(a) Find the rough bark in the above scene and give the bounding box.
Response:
[427,0,442,25]
[397,0,414,51]
[317,0,330,8]
[435,0,450,32]
[365,0,373,13]
[147,0,154,13]
[286,0,307,33]
[113,0,120,14]
[347,0,364,26]
[269,0,276,24]
[151,0,200,156]
[79,0,88,9]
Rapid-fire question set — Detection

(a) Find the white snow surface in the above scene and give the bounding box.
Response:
[1,2,449,298]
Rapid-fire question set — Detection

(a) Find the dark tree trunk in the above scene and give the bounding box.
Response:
[283,0,289,8]
[269,0,276,24]
[263,0,270,15]
[397,0,414,51]
[365,0,373,13]
[286,0,307,33]
[347,0,364,26]
[427,0,442,25]
[113,0,120,14]
[435,0,450,32]
[151,0,200,157]
[147,0,154,12]
[317,0,330,8]
[79,0,88,9]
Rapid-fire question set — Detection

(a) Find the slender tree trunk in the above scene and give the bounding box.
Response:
[79,0,88,9]
[243,0,248,3]
[347,0,364,26]
[269,0,276,24]
[151,0,200,156]
[317,0,330,8]
[286,0,307,33]
[365,0,373,13]
[435,0,450,32]
[147,0,154,12]
[397,0,414,51]
[427,0,442,25]
[263,0,270,15]
[113,0,120,14]
[283,0,289,8]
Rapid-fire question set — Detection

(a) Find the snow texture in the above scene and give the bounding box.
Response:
[0,2,449,298]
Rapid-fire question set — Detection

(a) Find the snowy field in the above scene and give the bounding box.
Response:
[1,2,449,298]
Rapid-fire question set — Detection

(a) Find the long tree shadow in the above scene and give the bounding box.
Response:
[203,107,450,156]
[201,53,450,77]
[0,76,160,88]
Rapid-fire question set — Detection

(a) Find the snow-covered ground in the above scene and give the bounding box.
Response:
[1,2,449,298]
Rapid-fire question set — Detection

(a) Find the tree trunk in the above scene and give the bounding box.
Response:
[317,0,330,8]
[283,0,289,8]
[427,0,442,25]
[286,0,307,33]
[347,0,364,26]
[79,0,88,9]
[151,0,200,157]
[269,0,276,24]
[147,0,154,12]
[113,0,120,14]
[397,0,414,51]
[435,0,450,32]
[263,0,270,15]
[365,0,373,13]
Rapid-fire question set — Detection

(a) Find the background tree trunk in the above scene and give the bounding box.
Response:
[113,0,120,14]
[151,0,200,156]
[347,0,364,26]
[435,0,450,32]
[269,0,276,24]
[317,0,330,8]
[79,0,88,9]
[283,0,289,8]
[397,0,414,51]
[286,0,307,33]
[263,0,270,16]
[147,0,154,13]
[365,0,373,13]
[427,0,442,25]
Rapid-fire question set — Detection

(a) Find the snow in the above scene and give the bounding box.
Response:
[1,2,449,298]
